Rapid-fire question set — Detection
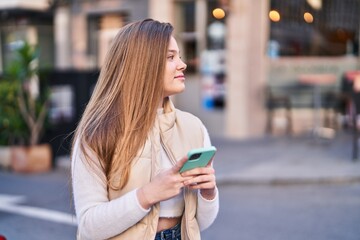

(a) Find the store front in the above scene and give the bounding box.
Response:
[2,0,358,140]
[267,0,360,135]
[150,0,360,139]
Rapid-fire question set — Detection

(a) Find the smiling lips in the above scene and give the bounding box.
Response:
[174,75,185,80]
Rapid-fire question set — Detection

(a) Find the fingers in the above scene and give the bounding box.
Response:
[186,180,216,191]
[181,165,215,177]
[172,156,188,173]
[206,156,215,167]
[183,173,216,187]
[182,168,216,192]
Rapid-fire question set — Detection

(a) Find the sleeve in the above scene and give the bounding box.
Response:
[71,140,150,240]
[196,125,220,231]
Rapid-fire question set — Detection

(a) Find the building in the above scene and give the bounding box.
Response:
[1,0,359,141]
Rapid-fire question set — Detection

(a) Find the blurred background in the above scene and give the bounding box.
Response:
[0,0,360,239]
[0,0,360,149]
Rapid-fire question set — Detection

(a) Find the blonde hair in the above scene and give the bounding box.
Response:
[73,19,173,190]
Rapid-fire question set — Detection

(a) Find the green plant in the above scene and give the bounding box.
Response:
[0,80,29,145]
[2,42,49,146]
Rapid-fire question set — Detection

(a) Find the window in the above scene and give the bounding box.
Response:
[49,85,74,125]
[0,11,53,72]
[175,1,197,72]
[269,0,359,56]
[174,0,227,109]
[88,13,127,68]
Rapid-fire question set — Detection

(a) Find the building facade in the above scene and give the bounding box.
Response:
[1,0,359,139]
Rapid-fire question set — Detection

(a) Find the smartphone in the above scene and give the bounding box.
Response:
[179,146,217,173]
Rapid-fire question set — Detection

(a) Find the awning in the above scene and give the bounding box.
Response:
[0,0,50,11]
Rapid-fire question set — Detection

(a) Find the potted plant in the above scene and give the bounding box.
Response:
[1,41,52,173]
[0,79,29,169]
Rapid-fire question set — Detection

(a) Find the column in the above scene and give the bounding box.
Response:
[195,0,207,57]
[54,6,71,69]
[148,0,175,24]
[71,13,88,69]
[225,0,269,138]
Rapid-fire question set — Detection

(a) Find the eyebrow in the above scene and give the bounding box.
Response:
[168,50,179,54]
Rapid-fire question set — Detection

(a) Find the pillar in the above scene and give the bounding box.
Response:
[225,0,269,138]
[71,13,88,69]
[54,6,72,69]
[148,0,175,24]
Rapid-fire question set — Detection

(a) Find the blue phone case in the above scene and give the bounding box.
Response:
[179,146,217,173]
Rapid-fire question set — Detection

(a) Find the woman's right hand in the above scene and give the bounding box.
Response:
[137,156,191,209]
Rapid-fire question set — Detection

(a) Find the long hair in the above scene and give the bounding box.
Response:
[73,19,173,190]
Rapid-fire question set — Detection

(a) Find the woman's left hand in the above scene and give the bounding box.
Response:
[180,163,217,200]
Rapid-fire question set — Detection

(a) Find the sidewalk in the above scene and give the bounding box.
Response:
[212,131,360,185]
[57,131,360,185]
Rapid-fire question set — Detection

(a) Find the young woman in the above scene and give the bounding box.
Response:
[71,19,219,240]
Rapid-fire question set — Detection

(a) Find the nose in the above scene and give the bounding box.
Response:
[178,58,187,71]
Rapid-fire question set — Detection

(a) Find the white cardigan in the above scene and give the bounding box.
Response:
[72,125,219,240]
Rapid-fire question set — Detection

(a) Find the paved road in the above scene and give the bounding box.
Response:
[212,133,360,185]
[1,133,360,239]
[0,169,77,240]
[203,184,360,240]
[1,169,360,240]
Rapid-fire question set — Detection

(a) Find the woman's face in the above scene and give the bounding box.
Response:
[163,36,187,97]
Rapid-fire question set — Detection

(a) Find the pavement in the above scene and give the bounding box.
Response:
[211,131,360,185]
[56,131,360,186]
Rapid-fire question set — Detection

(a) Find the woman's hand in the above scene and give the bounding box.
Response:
[181,160,217,200]
[137,156,192,209]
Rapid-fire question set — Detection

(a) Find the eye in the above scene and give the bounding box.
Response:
[167,55,175,60]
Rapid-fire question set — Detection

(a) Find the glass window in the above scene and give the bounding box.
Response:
[49,85,74,125]
[269,0,359,56]
[1,26,28,69]
[175,1,197,72]
[88,13,127,68]
[207,0,226,50]
[0,14,53,73]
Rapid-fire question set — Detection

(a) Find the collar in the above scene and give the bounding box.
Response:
[157,97,176,133]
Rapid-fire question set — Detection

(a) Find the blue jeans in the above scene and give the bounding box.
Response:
[154,223,181,240]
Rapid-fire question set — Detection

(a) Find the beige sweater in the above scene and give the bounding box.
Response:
[72,100,219,239]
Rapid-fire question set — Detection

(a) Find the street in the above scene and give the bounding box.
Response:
[0,169,76,240]
[0,168,360,240]
[203,184,360,240]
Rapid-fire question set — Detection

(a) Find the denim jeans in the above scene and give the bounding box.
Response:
[154,223,181,240]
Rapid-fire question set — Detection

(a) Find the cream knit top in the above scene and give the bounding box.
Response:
[72,125,219,240]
